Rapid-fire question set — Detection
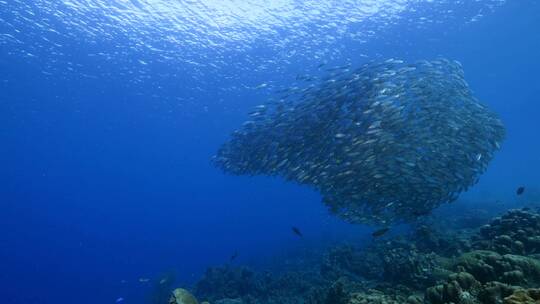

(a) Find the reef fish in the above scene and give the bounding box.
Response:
[291,226,303,237]
[516,186,525,195]
[230,251,238,262]
[372,227,390,237]
[213,58,505,225]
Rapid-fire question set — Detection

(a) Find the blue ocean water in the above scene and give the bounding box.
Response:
[0,1,539,303]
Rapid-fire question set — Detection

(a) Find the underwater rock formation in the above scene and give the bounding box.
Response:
[214,299,243,304]
[380,244,445,289]
[474,209,540,255]
[321,245,375,281]
[410,223,472,257]
[193,208,540,304]
[425,274,516,304]
[348,289,411,304]
[194,266,262,301]
[329,236,454,289]
[503,288,540,304]
[214,59,505,224]
[322,281,349,304]
[169,288,199,304]
[194,265,335,304]
[455,250,540,285]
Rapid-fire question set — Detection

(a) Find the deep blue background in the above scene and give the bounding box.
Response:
[1,1,539,303]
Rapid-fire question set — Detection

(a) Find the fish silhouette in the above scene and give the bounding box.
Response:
[230,251,238,262]
[372,227,390,237]
[291,226,303,237]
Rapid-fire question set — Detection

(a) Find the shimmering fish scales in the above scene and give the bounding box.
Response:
[213,58,506,225]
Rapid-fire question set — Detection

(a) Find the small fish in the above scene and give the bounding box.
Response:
[138,278,150,283]
[291,226,303,237]
[116,297,125,303]
[516,186,525,195]
[213,58,505,226]
[159,278,168,285]
[372,227,390,237]
[412,209,430,217]
[254,83,268,89]
[230,251,238,262]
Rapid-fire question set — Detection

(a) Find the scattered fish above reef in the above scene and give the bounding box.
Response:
[214,58,505,224]
[230,251,238,262]
[292,226,303,237]
[517,186,525,195]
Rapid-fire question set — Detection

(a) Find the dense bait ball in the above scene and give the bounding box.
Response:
[213,59,506,225]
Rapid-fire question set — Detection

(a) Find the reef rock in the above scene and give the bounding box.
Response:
[425,273,519,304]
[503,288,540,304]
[192,209,540,304]
[194,266,262,301]
[474,209,540,255]
[321,245,377,280]
[425,272,481,304]
[169,288,198,304]
[214,299,243,304]
[456,250,540,285]
[348,289,410,304]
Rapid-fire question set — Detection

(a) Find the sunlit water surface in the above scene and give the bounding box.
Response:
[0,0,505,105]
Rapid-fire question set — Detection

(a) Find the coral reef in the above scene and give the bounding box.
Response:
[473,209,540,255]
[380,243,444,289]
[321,245,378,281]
[194,266,263,301]
[348,290,408,304]
[503,288,540,304]
[194,264,344,304]
[425,271,518,304]
[169,288,199,304]
[214,300,243,304]
[455,250,540,285]
[183,208,540,304]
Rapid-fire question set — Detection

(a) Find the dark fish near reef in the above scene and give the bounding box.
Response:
[291,226,303,237]
[372,227,390,237]
[412,209,431,217]
[516,186,525,195]
[230,251,238,262]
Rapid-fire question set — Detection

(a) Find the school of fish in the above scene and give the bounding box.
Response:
[213,59,506,225]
